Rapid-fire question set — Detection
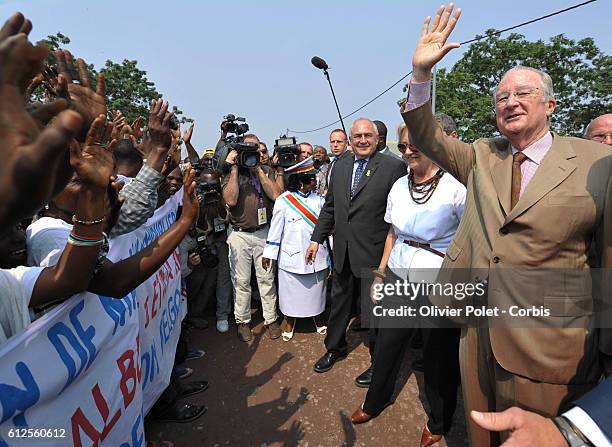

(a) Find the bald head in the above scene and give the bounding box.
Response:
[585,114,612,146]
[350,118,379,159]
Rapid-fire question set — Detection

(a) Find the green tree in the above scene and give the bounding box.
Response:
[100,59,160,122]
[32,33,192,124]
[402,32,611,141]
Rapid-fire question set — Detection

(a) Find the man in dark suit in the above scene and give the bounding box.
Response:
[306,118,406,386]
[471,375,612,446]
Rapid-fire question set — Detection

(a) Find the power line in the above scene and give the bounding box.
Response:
[288,0,597,135]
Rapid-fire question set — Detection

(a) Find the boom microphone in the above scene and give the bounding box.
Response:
[311,56,329,71]
[310,55,345,135]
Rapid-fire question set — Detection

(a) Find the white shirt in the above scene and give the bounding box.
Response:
[0,266,43,344]
[351,156,370,188]
[26,216,72,267]
[564,407,611,447]
[263,190,329,274]
[385,173,466,279]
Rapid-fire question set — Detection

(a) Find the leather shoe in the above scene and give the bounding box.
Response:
[313,351,346,373]
[350,405,372,424]
[420,425,443,447]
[355,365,373,388]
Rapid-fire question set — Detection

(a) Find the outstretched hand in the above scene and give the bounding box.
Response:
[412,3,462,82]
[0,14,84,229]
[183,123,194,144]
[0,12,44,92]
[180,167,200,225]
[146,99,172,149]
[70,115,116,189]
[55,50,106,139]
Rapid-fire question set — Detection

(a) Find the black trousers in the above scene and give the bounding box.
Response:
[324,252,376,358]
[363,325,460,434]
[421,327,460,434]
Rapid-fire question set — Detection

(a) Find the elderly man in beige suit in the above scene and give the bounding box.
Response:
[401,4,612,446]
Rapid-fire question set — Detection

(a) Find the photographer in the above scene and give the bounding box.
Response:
[181,168,232,333]
[222,133,281,342]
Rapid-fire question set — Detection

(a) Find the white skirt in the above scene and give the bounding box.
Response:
[278,268,327,318]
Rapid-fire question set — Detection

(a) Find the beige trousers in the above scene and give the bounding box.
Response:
[227,227,278,325]
[459,327,597,446]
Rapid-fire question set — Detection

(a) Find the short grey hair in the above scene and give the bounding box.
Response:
[494,65,555,103]
[350,118,379,137]
[434,113,458,135]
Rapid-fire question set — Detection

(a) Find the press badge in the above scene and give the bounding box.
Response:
[257,207,267,225]
[213,217,226,233]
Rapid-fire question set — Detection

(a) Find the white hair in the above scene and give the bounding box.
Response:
[350,118,378,137]
[494,65,555,103]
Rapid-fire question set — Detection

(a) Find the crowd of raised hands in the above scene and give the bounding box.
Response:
[0,11,199,323]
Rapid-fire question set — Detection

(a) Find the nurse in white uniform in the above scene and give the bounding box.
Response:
[262,157,329,341]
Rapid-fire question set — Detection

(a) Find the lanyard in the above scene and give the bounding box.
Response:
[250,171,264,208]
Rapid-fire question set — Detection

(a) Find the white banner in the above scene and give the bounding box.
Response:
[0,190,185,447]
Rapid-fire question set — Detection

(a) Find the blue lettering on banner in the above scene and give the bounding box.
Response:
[0,362,40,425]
[118,409,144,447]
[128,211,176,257]
[47,300,97,392]
[70,301,97,369]
[99,290,138,335]
[158,288,181,356]
[139,344,159,390]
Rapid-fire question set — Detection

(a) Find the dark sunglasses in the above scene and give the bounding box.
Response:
[397,143,415,153]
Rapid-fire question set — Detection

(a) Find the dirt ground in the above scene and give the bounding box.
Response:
[145,303,469,447]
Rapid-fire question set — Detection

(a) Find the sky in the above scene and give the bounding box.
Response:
[1,0,610,154]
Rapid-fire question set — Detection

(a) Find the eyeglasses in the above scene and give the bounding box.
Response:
[495,87,541,106]
[350,133,376,141]
[591,132,612,143]
[397,142,415,153]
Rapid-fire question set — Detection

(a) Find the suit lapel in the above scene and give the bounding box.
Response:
[490,146,513,216]
[343,157,353,202]
[352,153,380,200]
[503,135,577,225]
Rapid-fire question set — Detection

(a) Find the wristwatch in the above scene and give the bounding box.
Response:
[553,416,594,447]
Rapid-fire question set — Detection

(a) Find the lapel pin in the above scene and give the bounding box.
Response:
[365,170,371,177]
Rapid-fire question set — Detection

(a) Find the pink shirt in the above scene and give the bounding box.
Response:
[510,132,553,196]
[404,79,554,197]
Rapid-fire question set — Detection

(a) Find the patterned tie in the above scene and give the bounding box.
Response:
[510,152,528,209]
[351,159,367,197]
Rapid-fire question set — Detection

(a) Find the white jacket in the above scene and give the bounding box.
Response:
[263,191,329,274]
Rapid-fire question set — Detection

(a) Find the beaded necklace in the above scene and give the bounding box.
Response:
[409,169,444,204]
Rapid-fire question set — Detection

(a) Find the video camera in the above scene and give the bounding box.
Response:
[190,157,222,206]
[221,114,249,135]
[223,114,260,169]
[273,136,300,168]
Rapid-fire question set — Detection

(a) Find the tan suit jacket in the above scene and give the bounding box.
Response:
[402,103,612,385]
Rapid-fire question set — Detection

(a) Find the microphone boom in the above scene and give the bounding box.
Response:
[311,56,329,70]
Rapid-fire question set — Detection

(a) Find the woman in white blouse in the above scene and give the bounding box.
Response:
[351,121,466,447]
